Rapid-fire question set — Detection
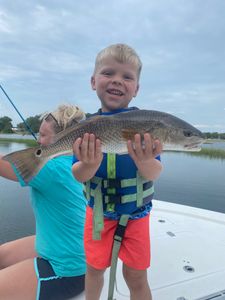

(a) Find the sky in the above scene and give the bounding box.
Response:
[0,0,225,132]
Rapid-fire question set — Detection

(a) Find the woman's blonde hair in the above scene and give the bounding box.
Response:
[41,104,86,133]
[94,43,142,80]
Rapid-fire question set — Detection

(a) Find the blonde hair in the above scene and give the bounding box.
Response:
[94,43,142,80]
[41,104,86,133]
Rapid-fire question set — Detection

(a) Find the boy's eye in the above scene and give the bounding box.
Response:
[123,73,135,80]
[124,75,133,80]
[101,70,113,76]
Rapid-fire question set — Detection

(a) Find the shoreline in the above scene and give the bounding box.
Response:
[0,137,38,147]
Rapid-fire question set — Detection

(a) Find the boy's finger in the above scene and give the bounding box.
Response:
[143,133,153,152]
[133,134,143,156]
[127,140,136,159]
[153,139,163,156]
[80,133,90,158]
[95,139,103,160]
[73,137,82,153]
[88,134,96,160]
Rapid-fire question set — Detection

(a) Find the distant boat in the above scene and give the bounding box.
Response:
[72,200,225,300]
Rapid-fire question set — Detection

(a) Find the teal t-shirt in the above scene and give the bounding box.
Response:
[14,155,87,277]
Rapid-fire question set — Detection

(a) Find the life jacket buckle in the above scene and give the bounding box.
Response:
[105,194,122,204]
[103,178,121,189]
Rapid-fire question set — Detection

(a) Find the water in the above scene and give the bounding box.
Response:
[0,133,34,140]
[0,141,225,244]
[154,152,225,213]
[202,141,225,150]
[0,141,35,243]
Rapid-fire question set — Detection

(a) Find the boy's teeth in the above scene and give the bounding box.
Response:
[108,89,123,95]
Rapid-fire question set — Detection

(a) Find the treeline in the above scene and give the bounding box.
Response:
[0,115,41,134]
[203,132,225,140]
[0,115,225,139]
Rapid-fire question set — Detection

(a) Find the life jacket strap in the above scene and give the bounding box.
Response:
[104,186,154,204]
[92,182,104,240]
[85,180,91,200]
[106,153,116,214]
[87,175,150,188]
[84,182,154,204]
[108,214,130,300]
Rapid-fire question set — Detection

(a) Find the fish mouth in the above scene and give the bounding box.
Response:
[107,89,124,96]
[184,141,203,152]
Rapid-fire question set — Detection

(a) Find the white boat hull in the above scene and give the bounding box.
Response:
[73,200,225,299]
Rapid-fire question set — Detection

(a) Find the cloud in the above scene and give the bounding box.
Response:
[0,64,40,81]
[29,51,92,73]
[0,9,13,33]
[0,1,225,132]
[195,124,225,131]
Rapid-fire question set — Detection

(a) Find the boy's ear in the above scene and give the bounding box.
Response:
[91,76,96,90]
[133,83,139,97]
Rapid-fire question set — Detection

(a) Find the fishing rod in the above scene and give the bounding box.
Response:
[0,84,37,140]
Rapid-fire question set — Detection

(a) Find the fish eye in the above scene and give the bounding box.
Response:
[36,149,42,157]
[183,130,193,137]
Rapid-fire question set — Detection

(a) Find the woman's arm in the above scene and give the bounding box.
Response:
[0,154,18,181]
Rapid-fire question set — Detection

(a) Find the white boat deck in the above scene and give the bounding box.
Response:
[74,200,225,300]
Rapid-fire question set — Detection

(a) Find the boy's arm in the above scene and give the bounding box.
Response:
[72,133,103,182]
[0,154,18,181]
[127,133,163,181]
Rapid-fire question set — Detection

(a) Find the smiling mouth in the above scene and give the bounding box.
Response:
[107,89,124,96]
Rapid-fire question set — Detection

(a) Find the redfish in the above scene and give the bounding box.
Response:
[3,110,204,183]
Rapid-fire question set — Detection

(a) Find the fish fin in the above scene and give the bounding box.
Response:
[3,147,48,184]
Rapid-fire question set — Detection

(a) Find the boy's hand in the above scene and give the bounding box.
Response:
[127,133,163,180]
[73,133,103,166]
[127,133,162,162]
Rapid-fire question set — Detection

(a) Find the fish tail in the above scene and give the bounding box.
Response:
[3,147,48,183]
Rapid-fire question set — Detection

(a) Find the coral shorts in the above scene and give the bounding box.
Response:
[84,206,151,270]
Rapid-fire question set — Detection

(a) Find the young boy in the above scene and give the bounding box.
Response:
[72,44,162,300]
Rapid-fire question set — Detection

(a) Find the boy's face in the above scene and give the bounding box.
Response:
[91,58,139,112]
